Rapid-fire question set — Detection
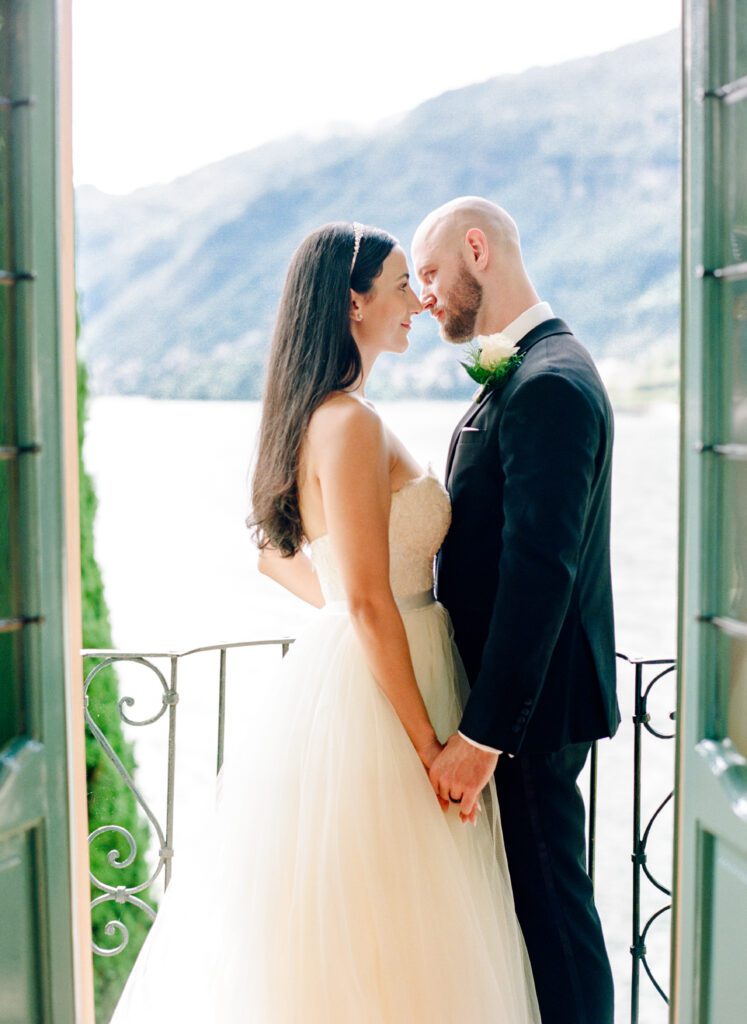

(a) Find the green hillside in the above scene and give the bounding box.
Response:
[76,30,679,402]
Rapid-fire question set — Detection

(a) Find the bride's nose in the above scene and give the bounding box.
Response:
[410,290,424,314]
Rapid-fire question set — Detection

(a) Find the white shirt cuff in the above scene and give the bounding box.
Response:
[458,730,502,755]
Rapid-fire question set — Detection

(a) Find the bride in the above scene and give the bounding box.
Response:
[109,222,540,1023]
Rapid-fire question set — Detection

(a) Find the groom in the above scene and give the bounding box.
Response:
[412,197,620,1024]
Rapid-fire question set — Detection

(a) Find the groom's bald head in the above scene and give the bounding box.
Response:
[412,196,522,264]
[411,196,538,343]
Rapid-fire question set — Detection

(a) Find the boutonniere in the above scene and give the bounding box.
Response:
[461,332,525,402]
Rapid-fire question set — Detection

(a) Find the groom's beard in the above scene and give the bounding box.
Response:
[440,265,483,344]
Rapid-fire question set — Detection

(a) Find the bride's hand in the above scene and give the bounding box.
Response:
[415,735,449,810]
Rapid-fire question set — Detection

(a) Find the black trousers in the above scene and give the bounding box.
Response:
[496,741,614,1024]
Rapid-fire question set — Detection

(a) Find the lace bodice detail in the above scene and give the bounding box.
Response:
[310,470,452,603]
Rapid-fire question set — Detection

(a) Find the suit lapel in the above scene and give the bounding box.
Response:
[517,317,573,352]
[444,318,573,484]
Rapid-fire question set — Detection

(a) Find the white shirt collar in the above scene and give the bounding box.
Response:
[496,301,554,345]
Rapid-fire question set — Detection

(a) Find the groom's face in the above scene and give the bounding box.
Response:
[413,240,483,345]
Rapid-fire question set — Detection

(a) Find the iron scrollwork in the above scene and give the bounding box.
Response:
[625,655,677,1019]
[84,654,178,955]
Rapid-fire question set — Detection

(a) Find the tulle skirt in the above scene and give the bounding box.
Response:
[109,598,540,1023]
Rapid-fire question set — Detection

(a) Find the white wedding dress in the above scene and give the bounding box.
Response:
[109,469,540,1023]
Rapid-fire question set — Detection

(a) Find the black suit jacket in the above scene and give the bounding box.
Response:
[437,318,620,754]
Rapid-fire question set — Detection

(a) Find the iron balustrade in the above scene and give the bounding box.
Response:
[618,654,677,1022]
[84,642,677,1020]
[83,637,293,957]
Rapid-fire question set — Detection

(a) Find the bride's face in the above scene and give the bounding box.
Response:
[351,247,422,357]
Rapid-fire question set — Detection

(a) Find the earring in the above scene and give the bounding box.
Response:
[357,314,363,321]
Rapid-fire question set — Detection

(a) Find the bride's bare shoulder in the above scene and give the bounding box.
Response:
[307,393,384,453]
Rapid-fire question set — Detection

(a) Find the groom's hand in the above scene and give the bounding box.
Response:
[429,733,498,822]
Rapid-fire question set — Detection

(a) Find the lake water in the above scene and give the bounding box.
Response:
[85,396,680,1024]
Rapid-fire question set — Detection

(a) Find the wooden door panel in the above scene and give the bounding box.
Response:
[0,831,43,1023]
[0,2,88,1021]
[677,1,747,1020]
[706,836,747,1023]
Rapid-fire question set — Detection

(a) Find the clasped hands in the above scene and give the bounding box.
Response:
[418,732,498,825]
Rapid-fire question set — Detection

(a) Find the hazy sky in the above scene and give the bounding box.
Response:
[73,0,680,195]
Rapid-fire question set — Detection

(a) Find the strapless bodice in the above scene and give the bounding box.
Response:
[310,470,452,603]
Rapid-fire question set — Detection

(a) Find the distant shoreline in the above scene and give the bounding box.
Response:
[87,387,681,412]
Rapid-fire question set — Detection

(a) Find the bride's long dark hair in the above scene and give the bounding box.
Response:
[249,222,396,556]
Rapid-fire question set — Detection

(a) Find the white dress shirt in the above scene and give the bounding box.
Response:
[492,300,554,345]
[457,300,555,757]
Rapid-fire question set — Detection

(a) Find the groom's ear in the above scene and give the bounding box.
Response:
[464,228,489,270]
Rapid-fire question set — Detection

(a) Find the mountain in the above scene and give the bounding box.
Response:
[75,30,680,402]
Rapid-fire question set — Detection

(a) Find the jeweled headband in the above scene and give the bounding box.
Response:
[350,221,363,273]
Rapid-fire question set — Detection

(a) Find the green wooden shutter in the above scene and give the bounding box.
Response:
[675,2,747,1021]
[0,2,92,1022]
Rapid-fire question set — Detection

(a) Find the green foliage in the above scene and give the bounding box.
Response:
[78,357,158,1022]
[460,347,524,388]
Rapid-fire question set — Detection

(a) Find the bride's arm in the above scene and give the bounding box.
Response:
[311,398,444,777]
[258,546,325,608]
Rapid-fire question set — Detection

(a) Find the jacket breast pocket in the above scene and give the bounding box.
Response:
[451,428,486,479]
[456,427,484,446]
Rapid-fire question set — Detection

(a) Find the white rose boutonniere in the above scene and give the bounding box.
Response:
[461,331,525,401]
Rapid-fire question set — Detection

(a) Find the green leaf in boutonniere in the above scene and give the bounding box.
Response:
[460,332,525,402]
